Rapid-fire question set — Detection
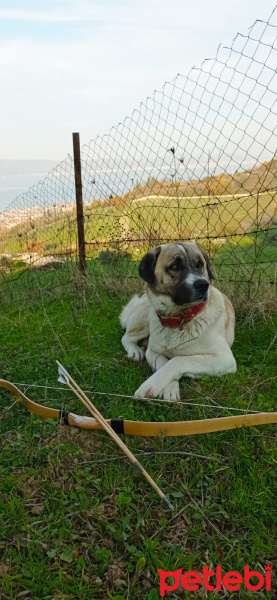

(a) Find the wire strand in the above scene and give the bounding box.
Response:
[13,382,263,414]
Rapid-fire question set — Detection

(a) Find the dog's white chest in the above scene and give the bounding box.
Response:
[149,318,201,358]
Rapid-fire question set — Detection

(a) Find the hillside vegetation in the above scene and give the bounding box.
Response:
[118,157,277,203]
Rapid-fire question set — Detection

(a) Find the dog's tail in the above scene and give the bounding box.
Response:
[119,294,140,329]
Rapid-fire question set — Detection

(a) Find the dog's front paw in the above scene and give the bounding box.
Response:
[134,382,154,399]
[127,346,145,362]
[160,380,180,402]
[134,375,163,399]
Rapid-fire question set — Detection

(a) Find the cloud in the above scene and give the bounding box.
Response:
[0,9,81,21]
[0,0,276,160]
[0,2,101,22]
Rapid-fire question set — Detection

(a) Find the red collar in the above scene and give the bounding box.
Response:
[156,301,207,329]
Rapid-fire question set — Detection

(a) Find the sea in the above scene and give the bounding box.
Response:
[0,175,51,212]
[0,166,175,212]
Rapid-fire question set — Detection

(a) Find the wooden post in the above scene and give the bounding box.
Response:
[72,132,86,278]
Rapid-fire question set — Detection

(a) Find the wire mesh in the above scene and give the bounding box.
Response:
[0,7,277,300]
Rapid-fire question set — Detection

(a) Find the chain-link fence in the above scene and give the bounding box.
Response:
[1,8,277,301]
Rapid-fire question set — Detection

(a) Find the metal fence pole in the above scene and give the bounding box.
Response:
[72,132,86,279]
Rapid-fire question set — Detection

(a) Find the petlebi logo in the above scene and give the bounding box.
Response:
[158,564,273,596]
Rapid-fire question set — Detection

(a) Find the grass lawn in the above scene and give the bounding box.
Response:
[125,191,277,240]
[0,284,277,599]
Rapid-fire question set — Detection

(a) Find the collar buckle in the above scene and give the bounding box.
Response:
[179,317,186,330]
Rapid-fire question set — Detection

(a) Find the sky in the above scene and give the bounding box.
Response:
[1,0,276,161]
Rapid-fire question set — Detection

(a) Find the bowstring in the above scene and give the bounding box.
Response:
[12,382,262,414]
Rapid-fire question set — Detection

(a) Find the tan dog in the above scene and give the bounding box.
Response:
[120,242,236,401]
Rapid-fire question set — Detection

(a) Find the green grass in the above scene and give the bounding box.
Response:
[127,191,277,240]
[0,286,277,599]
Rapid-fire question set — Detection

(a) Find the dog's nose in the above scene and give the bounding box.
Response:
[193,278,209,293]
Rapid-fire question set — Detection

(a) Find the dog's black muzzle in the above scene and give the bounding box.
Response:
[172,277,209,305]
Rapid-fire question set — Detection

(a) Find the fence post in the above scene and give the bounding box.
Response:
[72,132,86,279]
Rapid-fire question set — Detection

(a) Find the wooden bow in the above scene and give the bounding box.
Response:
[1,378,277,437]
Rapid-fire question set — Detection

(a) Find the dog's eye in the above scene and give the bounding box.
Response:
[197,259,204,269]
[170,264,179,271]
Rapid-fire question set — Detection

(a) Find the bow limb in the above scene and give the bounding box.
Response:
[0,379,111,430]
[122,412,277,436]
[0,379,60,420]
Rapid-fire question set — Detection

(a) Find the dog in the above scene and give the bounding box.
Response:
[120,242,236,401]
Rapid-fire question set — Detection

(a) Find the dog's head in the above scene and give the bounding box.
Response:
[138,242,214,309]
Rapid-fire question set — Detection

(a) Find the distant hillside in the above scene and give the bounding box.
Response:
[121,158,277,203]
[0,160,60,177]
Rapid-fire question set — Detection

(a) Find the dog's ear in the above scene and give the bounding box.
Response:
[138,246,161,285]
[197,244,214,281]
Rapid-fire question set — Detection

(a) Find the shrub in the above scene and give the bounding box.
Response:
[98,249,132,262]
